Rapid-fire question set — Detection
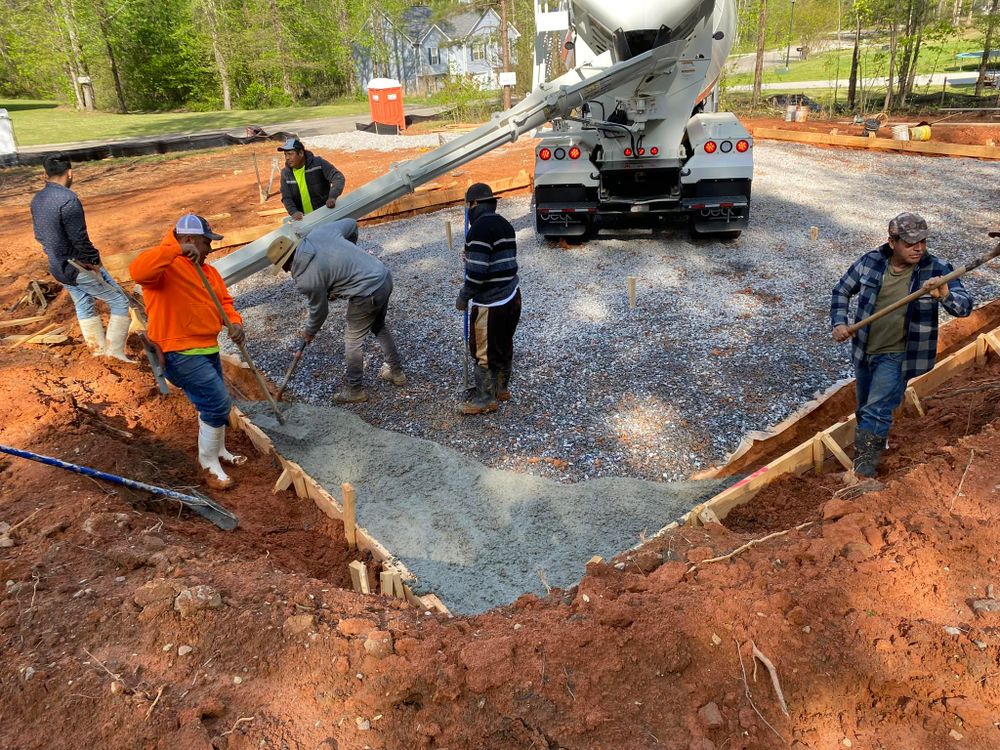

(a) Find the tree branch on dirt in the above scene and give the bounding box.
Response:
[750,641,790,717]
[949,449,976,511]
[735,639,786,743]
[221,717,255,736]
[687,521,815,572]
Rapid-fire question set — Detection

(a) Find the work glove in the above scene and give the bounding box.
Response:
[455,294,468,312]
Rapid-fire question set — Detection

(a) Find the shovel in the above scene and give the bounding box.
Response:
[446,220,471,390]
[846,237,1000,335]
[0,444,238,530]
[276,339,308,400]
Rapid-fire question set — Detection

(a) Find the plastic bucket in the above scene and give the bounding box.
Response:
[795,105,809,122]
[891,124,910,141]
[909,125,932,141]
[785,104,797,122]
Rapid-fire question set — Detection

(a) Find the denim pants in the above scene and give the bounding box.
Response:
[344,276,400,387]
[65,267,130,319]
[855,352,906,437]
[163,352,232,428]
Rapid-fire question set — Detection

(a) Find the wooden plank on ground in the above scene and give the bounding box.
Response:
[2,333,69,345]
[420,594,449,614]
[303,475,342,520]
[751,127,1000,160]
[10,322,59,348]
[272,468,293,494]
[348,561,370,594]
[985,332,1000,357]
[905,387,925,417]
[0,315,45,329]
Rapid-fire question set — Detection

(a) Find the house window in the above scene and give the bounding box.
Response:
[428,47,440,65]
[472,44,486,62]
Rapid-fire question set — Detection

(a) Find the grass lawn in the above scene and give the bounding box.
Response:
[1,99,378,147]
[726,33,991,87]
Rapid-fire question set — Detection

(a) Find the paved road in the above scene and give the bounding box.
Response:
[729,71,981,92]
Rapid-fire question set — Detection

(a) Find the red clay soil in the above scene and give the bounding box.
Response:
[3,134,1000,749]
[743,116,1000,146]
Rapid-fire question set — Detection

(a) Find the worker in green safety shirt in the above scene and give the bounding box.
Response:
[277,137,346,220]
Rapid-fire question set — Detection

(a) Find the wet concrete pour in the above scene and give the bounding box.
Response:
[243,402,729,613]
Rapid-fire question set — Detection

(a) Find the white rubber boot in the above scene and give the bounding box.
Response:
[198,419,233,490]
[217,425,246,466]
[104,314,136,363]
[78,317,106,355]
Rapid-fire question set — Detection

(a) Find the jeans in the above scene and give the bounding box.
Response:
[65,267,130,319]
[468,289,521,372]
[163,352,231,428]
[855,352,906,437]
[344,276,400,387]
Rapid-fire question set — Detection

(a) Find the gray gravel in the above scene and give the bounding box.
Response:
[227,139,1000,483]
[306,131,457,152]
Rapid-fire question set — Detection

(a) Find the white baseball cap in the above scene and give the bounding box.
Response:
[174,213,223,241]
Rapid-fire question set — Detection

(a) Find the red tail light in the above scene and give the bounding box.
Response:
[650,147,659,155]
[568,146,581,159]
[638,147,646,155]
[624,147,633,157]
[539,148,552,160]
[735,139,750,153]
[704,141,717,154]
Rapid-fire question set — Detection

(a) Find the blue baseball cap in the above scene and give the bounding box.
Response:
[175,213,223,241]
[277,137,305,152]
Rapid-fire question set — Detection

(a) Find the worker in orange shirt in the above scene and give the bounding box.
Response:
[129,214,246,490]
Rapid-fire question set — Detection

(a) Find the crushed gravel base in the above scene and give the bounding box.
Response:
[306,131,457,152]
[227,140,1000,483]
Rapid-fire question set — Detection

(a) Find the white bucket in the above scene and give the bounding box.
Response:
[891,124,909,141]
[785,104,797,122]
[795,105,809,122]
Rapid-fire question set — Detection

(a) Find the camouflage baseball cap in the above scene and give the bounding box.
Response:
[888,212,929,244]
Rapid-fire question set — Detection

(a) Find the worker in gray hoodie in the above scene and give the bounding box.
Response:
[265,218,405,403]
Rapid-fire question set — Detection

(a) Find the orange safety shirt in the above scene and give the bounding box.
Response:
[129,231,243,353]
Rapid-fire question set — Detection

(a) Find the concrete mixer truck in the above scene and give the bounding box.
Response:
[215,0,750,285]
[531,0,751,239]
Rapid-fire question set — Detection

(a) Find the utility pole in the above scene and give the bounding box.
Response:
[784,0,796,70]
[499,0,512,109]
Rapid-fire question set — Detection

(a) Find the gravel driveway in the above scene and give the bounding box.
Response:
[228,139,1000,483]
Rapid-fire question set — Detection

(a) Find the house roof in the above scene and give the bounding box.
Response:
[372,5,520,47]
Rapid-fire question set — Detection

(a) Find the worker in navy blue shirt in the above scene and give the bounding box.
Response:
[29,153,134,362]
[455,183,521,415]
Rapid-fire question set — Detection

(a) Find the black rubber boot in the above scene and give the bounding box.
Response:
[853,430,885,478]
[459,365,498,415]
[496,367,511,402]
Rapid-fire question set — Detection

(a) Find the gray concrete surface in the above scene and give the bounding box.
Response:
[242,402,728,614]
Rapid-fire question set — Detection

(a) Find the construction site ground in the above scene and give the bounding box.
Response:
[2,117,1000,749]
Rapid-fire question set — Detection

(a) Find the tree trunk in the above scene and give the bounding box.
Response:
[500,0,512,108]
[883,0,901,112]
[751,0,767,110]
[848,14,861,109]
[266,0,295,100]
[976,0,1000,96]
[202,0,231,110]
[56,0,88,109]
[904,28,923,99]
[96,4,127,113]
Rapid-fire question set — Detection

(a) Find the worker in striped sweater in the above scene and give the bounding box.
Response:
[455,183,522,415]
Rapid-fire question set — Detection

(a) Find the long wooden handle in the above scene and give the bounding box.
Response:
[846,242,1000,335]
[191,261,285,424]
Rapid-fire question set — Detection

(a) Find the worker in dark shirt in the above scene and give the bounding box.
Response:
[455,183,521,415]
[29,153,134,362]
[277,138,346,220]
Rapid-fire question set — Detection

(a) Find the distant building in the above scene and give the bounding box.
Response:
[355,4,520,95]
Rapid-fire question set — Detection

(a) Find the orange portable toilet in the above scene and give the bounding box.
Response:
[367,78,405,133]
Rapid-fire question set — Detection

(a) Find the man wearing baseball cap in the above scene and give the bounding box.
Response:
[455,182,522,415]
[277,137,346,220]
[831,212,972,478]
[130,214,246,490]
[265,217,406,404]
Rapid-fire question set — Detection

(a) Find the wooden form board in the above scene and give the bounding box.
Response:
[227,406,449,614]
[683,326,1000,526]
[751,127,1000,161]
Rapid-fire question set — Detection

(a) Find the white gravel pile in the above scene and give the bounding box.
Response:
[306,131,457,153]
[228,140,1000,483]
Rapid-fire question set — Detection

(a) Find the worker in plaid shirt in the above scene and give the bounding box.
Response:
[831,212,972,478]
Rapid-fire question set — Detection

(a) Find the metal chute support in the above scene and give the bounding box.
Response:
[214,25,707,285]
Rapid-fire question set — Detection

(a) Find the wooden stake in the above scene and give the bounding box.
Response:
[809,226,819,241]
[272,468,293,494]
[821,433,853,471]
[348,560,370,594]
[811,433,825,475]
[905,387,925,417]
[342,482,357,550]
[626,276,637,309]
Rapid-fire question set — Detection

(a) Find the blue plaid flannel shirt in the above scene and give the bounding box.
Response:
[831,243,973,382]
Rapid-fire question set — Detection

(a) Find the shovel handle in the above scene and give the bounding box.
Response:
[846,241,1000,335]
